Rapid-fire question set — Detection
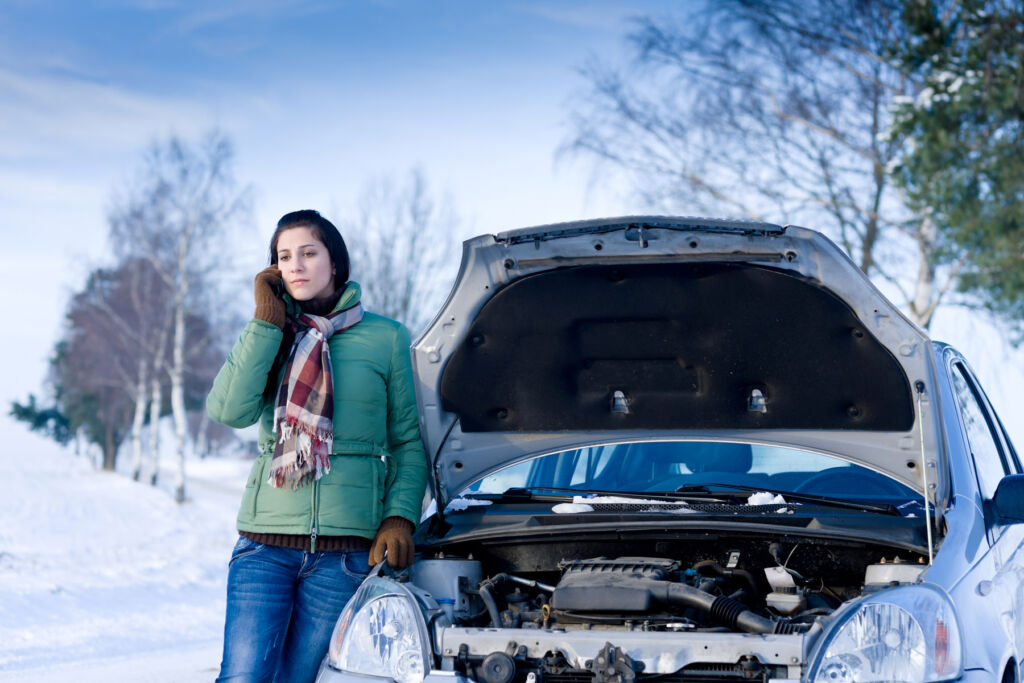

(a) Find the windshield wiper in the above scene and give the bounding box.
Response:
[464,487,716,504]
[463,485,901,516]
[669,483,901,515]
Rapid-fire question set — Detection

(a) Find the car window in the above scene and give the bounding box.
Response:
[995,414,1022,473]
[464,440,917,504]
[950,362,1009,497]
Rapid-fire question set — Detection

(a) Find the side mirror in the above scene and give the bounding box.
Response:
[992,474,1024,524]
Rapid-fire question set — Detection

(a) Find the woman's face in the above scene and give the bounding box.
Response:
[275,226,335,301]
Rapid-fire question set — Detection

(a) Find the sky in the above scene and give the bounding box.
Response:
[0,0,655,426]
[1,0,1021,447]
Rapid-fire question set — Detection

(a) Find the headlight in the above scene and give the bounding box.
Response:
[808,583,962,682]
[326,576,431,683]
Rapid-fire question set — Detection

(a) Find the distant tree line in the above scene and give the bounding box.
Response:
[12,131,250,501]
[11,132,460,502]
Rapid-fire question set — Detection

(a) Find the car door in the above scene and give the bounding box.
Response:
[948,357,1024,675]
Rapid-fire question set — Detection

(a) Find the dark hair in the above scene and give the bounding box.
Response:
[269,209,350,287]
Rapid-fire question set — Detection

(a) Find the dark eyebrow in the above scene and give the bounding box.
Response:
[278,243,319,253]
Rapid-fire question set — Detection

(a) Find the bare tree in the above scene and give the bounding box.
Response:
[52,257,223,481]
[342,168,461,335]
[108,130,250,502]
[79,257,173,481]
[49,269,147,469]
[565,0,961,329]
[183,307,239,458]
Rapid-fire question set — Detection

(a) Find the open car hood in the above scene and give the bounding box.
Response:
[411,217,943,508]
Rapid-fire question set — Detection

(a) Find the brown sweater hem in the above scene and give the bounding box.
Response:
[239,530,371,552]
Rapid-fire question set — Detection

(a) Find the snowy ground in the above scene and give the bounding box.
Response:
[0,424,252,681]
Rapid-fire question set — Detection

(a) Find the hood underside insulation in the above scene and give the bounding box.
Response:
[440,262,914,432]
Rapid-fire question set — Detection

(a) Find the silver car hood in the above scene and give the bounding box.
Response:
[411,217,942,508]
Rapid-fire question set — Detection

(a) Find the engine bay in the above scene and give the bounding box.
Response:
[406,534,928,682]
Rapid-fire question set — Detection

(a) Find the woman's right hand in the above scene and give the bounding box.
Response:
[253,266,286,329]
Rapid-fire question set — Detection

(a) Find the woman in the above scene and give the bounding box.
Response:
[207,210,427,683]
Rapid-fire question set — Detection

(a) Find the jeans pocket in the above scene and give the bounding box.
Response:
[340,550,371,579]
[228,536,264,566]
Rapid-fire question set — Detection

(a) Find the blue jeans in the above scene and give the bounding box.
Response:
[216,537,370,683]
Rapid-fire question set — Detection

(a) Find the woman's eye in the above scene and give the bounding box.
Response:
[303,251,317,258]
[279,254,290,261]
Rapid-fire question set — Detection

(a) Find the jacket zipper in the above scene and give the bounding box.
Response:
[310,479,319,553]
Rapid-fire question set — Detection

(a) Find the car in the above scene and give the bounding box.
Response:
[316,217,1024,683]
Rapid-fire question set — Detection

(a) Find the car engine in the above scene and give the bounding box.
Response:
[404,541,927,682]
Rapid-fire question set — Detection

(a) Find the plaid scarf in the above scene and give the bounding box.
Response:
[268,303,364,488]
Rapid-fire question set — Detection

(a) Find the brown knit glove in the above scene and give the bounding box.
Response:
[368,517,415,568]
[253,266,286,329]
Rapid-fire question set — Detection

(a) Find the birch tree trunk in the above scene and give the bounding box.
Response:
[910,217,938,330]
[170,282,189,503]
[103,424,117,470]
[168,211,197,504]
[130,358,149,481]
[194,409,210,459]
[147,372,162,486]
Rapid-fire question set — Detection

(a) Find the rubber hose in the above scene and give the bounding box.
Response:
[693,560,760,599]
[478,582,503,628]
[659,582,775,634]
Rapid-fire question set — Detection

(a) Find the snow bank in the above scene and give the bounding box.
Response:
[0,428,250,679]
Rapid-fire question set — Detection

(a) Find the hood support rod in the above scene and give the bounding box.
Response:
[430,417,464,529]
[916,381,935,565]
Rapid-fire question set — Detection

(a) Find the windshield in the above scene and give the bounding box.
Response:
[462,440,918,504]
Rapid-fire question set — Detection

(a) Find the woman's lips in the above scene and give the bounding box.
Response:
[290,279,308,286]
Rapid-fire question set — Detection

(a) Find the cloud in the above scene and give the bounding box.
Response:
[0,66,212,162]
[511,2,638,33]
[160,0,334,35]
[0,63,218,302]
[0,168,101,208]
[101,0,180,9]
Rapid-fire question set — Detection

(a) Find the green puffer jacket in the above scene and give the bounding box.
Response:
[206,282,427,543]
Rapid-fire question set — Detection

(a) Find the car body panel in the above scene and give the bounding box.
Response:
[925,344,1023,678]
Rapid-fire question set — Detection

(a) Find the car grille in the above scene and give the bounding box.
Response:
[540,662,781,683]
[544,667,770,683]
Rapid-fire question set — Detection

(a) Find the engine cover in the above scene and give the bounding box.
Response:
[551,557,678,612]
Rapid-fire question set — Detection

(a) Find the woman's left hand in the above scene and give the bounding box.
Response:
[368,517,415,568]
